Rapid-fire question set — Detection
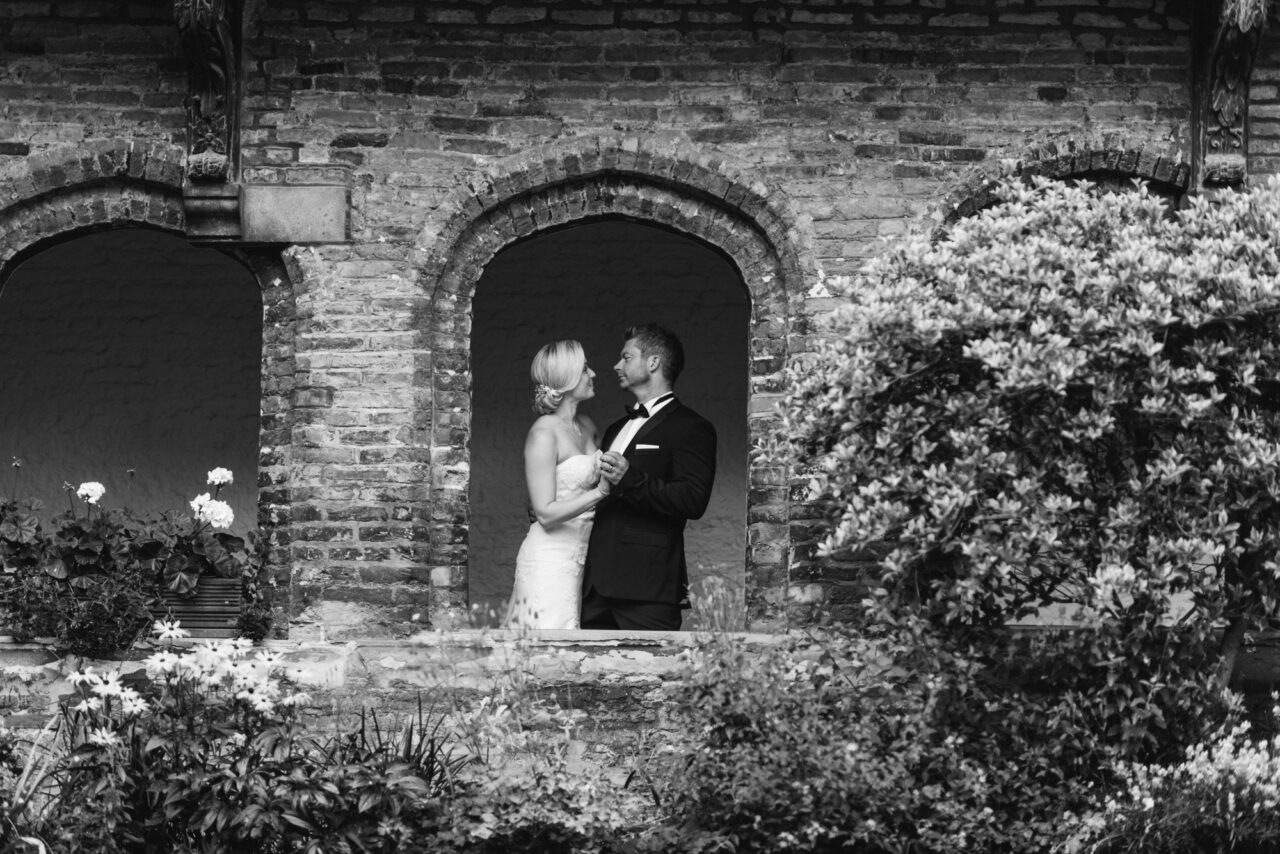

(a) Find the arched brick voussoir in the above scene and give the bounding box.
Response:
[0,140,189,275]
[0,139,186,212]
[411,135,815,303]
[931,139,1193,227]
[0,181,186,275]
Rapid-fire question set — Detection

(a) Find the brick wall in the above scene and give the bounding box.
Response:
[0,1,1218,634]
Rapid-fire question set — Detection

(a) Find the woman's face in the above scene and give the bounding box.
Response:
[570,362,596,401]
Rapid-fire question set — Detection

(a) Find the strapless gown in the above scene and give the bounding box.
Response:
[504,453,600,629]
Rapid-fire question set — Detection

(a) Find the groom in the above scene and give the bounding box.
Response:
[582,323,717,631]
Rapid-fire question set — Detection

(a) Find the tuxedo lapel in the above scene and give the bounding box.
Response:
[628,400,680,451]
[601,416,627,452]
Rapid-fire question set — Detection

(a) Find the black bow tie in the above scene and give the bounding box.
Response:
[625,393,674,419]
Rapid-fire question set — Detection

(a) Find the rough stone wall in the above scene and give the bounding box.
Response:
[0,1,1212,635]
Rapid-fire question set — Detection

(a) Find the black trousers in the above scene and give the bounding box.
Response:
[580,586,681,631]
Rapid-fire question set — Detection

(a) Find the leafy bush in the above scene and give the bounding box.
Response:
[5,627,468,853]
[1062,704,1280,854]
[646,623,1107,853]
[2,624,655,854]
[752,177,1280,850]
[771,176,1280,645]
[1,470,272,655]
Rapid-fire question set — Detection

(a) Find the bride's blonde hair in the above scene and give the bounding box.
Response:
[531,339,585,415]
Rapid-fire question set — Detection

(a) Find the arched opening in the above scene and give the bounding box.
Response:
[0,227,262,534]
[419,139,809,631]
[468,219,750,629]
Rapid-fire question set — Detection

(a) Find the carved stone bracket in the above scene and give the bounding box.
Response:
[176,0,242,239]
[1197,0,1270,189]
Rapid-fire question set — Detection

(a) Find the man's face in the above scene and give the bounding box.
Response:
[614,338,651,392]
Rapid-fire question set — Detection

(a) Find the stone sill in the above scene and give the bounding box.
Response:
[0,630,789,727]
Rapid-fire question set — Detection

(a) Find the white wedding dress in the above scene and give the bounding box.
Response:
[504,453,600,629]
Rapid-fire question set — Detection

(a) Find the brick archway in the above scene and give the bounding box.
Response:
[935,141,1194,226]
[0,139,298,632]
[414,137,810,629]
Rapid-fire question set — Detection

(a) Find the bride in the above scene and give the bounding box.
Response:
[504,340,610,629]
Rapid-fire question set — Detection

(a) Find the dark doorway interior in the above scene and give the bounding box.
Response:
[0,228,262,534]
[470,219,750,628]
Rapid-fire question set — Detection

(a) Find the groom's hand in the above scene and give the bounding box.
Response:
[600,451,628,485]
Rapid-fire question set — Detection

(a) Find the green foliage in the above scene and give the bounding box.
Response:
[1061,706,1280,854]
[750,177,1280,850]
[5,639,470,854]
[0,477,272,655]
[769,176,1280,642]
[2,631,656,854]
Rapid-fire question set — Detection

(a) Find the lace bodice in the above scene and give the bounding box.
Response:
[555,452,601,501]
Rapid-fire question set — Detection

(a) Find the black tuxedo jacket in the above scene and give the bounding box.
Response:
[583,399,717,605]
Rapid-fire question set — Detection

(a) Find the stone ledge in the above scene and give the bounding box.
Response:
[0,631,785,724]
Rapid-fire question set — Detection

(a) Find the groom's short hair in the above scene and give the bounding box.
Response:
[625,323,684,384]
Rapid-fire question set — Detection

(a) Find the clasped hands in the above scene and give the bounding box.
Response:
[598,451,628,493]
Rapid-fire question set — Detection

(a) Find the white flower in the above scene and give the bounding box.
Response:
[90,671,124,698]
[87,727,120,748]
[143,651,181,678]
[190,494,234,529]
[206,467,234,486]
[72,697,103,714]
[119,690,150,717]
[76,482,105,504]
[249,694,276,714]
[67,668,101,688]
[153,619,191,641]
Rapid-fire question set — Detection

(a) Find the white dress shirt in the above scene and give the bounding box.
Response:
[607,392,675,454]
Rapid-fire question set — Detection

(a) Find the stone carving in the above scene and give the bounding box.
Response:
[174,0,238,184]
[1203,0,1269,186]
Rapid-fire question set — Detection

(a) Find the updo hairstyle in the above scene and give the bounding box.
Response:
[531,339,585,415]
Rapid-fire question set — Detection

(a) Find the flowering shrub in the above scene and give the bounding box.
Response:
[646,622,1143,854]
[1,469,272,655]
[1062,707,1280,854]
[753,177,1280,849]
[769,176,1280,648]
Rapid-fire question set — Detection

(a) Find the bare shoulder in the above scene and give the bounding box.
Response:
[525,417,559,450]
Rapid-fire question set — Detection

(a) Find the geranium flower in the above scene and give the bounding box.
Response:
[76,482,105,504]
[190,493,234,529]
[206,467,233,486]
